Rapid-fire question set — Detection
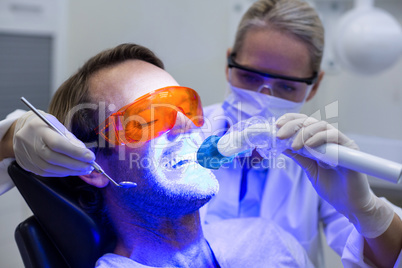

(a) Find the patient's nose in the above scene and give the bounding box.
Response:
[257,83,274,96]
[166,112,195,140]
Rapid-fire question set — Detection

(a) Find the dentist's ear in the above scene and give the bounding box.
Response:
[306,70,324,102]
[79,171,109,188]
[225,48,232,81]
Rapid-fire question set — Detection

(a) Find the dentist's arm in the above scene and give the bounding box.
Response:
[276,113,402,268]
[0,121,16,160]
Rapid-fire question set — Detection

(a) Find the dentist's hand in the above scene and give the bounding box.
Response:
[13,111,95,177]
[276,113,394,238]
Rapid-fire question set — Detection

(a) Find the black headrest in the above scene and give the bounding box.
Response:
[15,215,69,267]
[8,161,116,268]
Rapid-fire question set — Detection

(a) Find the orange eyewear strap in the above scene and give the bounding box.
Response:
[96,86,204,145]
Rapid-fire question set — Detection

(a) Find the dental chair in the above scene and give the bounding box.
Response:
[8,161,116,268]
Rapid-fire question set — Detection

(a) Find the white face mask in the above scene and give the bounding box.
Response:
[222,84,307,124]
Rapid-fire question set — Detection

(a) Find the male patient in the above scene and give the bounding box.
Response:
[41,43,312,267]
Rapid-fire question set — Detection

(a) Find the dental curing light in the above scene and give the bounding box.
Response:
[197,117,402,184]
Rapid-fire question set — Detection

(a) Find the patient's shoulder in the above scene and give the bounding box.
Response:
[96,253,148,268]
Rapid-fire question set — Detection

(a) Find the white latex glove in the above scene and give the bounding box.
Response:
[276,113,394,238]
[13,111,95,177]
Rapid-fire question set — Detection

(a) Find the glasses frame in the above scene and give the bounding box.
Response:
[227,53,318,85]
[96,86,204,145]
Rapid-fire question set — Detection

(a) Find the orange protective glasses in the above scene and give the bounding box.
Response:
[96,86,204,145]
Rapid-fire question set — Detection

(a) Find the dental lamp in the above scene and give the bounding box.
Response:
[334,0,402,75]
[197,117,402,184]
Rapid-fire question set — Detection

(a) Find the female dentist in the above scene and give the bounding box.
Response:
[201,0,402,267]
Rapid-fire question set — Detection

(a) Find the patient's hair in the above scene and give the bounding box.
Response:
[49,43,164,152]
[47,43,164,221]
[232,0,324,73]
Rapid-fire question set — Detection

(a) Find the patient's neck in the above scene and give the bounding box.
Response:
[112,209,216,267]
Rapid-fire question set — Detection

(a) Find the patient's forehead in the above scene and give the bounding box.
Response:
[89,60,178,109]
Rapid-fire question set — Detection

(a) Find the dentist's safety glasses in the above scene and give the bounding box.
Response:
[228,53,318,103]
[96,86,204,145]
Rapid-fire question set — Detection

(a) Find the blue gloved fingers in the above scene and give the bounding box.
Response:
[27,158,94,177]
[43,113,96,162]
[276,113,358,151]
[16,140,94,177]
[292,121,339,151]
[14,111,96,177]
[278,114,395,240]
[276,114,317,136]
[288,121,358,151]
[40,131,95,163]
[35,148,94,173]
[281,149,317,177]
[276,113,304,125]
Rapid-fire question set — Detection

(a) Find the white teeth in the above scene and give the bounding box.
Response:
[165,153,197,169]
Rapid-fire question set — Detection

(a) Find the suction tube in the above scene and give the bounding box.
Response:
[196,117,402,184]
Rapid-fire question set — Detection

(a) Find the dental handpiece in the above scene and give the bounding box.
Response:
[20,97,137,188]
[197,119,402,184]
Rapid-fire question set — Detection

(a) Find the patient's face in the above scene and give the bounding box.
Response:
[89,60,219,216]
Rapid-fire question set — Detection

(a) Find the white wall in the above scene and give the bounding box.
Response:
[304,0,402,140]
[0,188,30,268]
[62,0,236,107]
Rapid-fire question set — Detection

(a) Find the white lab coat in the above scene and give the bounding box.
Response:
[0,109,26,195]
[201,103,402,268]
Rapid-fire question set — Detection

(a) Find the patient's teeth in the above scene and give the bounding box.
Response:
[165,153,197,169]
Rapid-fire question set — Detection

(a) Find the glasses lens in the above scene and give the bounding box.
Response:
[163,87,204,128]
[230,67,264,90]
[229,67,311,103]
[122,106,177,144]
[98,86,204,145]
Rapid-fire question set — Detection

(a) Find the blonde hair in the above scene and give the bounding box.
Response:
[233,0,324,73]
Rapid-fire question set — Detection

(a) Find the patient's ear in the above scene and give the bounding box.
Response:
[79,171,109,188]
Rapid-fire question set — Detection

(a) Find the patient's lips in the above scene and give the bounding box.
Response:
[165,152,198,170]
